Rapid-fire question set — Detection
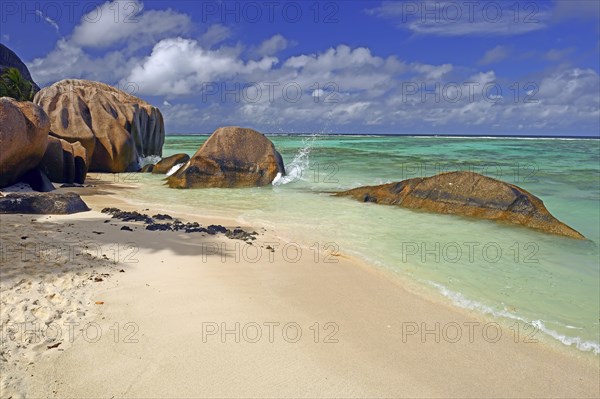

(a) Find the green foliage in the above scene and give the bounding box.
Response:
[0,67,34,101]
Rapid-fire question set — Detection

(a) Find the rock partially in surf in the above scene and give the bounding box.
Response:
[34,79,165,172]
[167,126,285,188]
[152,153,190,174]
[335,171,585,239]
[0,192,89,214]
[0,98,50,188]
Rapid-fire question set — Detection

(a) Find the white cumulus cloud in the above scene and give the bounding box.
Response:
[71,0,191,49]
[124,37,278,96]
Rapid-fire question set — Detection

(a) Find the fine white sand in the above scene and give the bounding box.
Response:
[0,211,124,397]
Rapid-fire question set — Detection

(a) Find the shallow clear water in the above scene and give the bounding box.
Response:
[134,135,600,354]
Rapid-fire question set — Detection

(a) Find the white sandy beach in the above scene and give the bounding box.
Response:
[1,177,599,398]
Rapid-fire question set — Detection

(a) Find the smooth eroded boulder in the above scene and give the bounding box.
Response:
[168,127,285,188]
[0,192,89,214]
[33,79,165,173]
[335,171,585,239]
[39,135,88,184]
[152,153,190,174]
[0,98,49,187]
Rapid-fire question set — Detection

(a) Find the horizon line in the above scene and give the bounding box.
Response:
[165,133,600,139]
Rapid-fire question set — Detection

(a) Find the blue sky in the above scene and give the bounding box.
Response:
[1,0,599,135]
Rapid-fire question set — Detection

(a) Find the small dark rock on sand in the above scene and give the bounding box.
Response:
[101,207,257,241]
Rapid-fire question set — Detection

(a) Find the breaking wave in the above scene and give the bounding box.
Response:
[272,135,319,186]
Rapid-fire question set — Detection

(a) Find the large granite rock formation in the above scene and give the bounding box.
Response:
[39,135,88,184]
[0,43,40,93]
[168,127,285,188]
[152,153,190,174]
[0,192,89,214]
[335,171,585,239]
[0,98,49,187]
[33,79,165,172]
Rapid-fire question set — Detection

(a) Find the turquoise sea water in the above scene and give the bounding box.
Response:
[131,135,600,354]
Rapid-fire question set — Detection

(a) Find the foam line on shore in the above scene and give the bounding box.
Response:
[430,282,600,354]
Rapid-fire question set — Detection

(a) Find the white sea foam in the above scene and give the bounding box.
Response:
[271,172,283,185]
[166,163,185,177]
[272,135,319,186]
[530,320,600,354]
[430,282,600,354]
[139,155,161,167]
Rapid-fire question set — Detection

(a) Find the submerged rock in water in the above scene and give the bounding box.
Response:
[0,192,89,214]
[335,171,585,239]
[167,126,285,188]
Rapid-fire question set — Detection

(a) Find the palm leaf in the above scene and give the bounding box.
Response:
[0,67,34,101]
